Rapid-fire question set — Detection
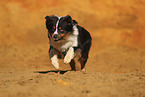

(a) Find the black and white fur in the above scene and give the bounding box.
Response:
[45,15,92,71]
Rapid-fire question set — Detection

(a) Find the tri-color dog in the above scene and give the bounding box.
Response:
[45,15,92,71]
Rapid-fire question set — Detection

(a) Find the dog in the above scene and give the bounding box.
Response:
[45,15,92,71]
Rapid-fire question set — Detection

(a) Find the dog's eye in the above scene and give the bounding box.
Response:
[60,30,64,33]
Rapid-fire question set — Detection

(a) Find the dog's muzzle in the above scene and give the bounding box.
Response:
[52,34,58,41]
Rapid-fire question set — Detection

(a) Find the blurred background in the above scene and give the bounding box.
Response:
[0,0,145,72]
[0,0,145,47]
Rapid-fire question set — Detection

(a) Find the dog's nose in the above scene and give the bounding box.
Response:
[52,34,58,40]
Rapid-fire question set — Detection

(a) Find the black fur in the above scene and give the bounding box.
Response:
[45,15,92,70]
[77,25,92,65]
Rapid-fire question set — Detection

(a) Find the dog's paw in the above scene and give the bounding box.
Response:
[51,55,59,69]
[64,47,74,64]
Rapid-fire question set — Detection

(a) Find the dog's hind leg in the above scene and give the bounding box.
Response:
[69,49,82,71]
[80,39,92,70]
[69,39,91,71]
[69,59,76,71]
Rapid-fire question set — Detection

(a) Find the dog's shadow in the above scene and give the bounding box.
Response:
[34,70,70,75]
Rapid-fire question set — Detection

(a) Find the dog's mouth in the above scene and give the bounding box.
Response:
[52,33,71,42]
[53,37,64,42]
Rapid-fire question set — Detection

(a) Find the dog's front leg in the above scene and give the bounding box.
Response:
[51,55,59,69]
[49,47,59,69]
[64,47,74,64]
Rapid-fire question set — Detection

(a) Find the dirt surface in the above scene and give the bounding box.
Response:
[0,0,145,97]
[0,45,145,97]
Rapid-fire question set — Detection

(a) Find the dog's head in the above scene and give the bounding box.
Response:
[45,15,77,42]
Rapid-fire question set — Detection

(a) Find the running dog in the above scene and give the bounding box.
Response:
[45,15,92,71]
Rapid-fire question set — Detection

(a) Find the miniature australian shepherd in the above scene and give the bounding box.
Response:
[45,15,92,71]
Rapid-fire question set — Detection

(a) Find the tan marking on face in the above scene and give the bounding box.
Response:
[58,32,71,40]
[53,26,56,29]
[60,33,65,38]
[59,27,62,30]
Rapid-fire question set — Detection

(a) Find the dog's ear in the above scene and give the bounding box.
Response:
[73,20,78,25]
[45,16,53,24]
[45,16,50,19]
[45,16,53,30]
[65,15,73,24]
[45,15,57,23]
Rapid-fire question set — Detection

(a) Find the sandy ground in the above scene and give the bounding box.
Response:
[0,43,145,97]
